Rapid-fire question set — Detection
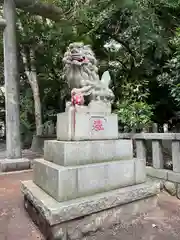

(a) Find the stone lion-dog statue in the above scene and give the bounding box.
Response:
[63,42,114,106]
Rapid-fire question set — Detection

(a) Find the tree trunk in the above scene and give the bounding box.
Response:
[3,0,21,159]
[22,48,43,136]
[29,72,43,136]
[0,18,6,28]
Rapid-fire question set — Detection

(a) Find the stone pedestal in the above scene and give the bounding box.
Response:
[21,107,160,239]
[22,180,160,240]
[56,111,118,141]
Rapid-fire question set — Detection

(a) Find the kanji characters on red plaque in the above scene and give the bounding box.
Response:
[92,119,104,131]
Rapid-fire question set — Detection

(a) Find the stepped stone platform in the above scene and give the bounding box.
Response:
[21,110,160,240]
[21,111,160,239]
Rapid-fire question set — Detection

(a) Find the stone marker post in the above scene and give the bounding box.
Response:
[3,0,21,158]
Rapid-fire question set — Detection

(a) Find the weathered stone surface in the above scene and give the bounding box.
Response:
[118,133,178,140]
[147,169,180,185]
[147,176,165,190]
[167,171,180,183]
[21,179,160,226]
[33,158,140,202]
[176,183,180,199]
[24,193,158,240]
[56,112,118,141]
[33,159,77,202]
[164,181,176,196]
[146,166,168,180]
[134,158,146,184]
[172,141,180,173]
[88,100,111,114]
[135,140,146,160]
[63,42,114,104]
[44,139,133,166]
[152,140,163,169]
[4,0,21,159]
[52,196,157,240]
[56,111,73,141]
[0,158,30,172]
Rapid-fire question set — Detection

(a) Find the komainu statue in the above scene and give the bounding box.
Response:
[63,42,114,105]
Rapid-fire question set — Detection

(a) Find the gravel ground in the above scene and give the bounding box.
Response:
[1,171,180,240]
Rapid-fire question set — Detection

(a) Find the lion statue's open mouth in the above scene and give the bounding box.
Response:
[71,53,89,64]
[63,42,114,103]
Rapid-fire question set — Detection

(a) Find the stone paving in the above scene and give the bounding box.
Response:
[1,171,180,240]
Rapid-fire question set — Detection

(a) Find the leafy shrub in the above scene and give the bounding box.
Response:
[115,100,153,132]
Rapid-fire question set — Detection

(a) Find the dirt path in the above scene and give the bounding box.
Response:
[1,171,180,240]
[0,171,44,240]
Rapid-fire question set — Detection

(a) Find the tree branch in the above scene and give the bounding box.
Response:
[76,19,136,60]
[21,48,30,79]
[100,31,136,58]
[0,0,68,22]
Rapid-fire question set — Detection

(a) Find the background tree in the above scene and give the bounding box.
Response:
[1,0,180,144]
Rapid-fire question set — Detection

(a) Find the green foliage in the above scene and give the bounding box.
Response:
[2,0,180,138]
[115,80,153,131]
[16,0,180,134]
[121,81,150,102]
[116,101,153,132]
[16,10,72,133]
[19,88,34,134]
[157,28,180,106]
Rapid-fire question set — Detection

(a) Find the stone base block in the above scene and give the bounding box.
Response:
[33,158,146,202]
[168,171,180,183]
[56,111,118,141]
[146,166,180,184]
[44,139,133,166]
[21,180,160,240]
[146,166,169,180]
[33,159,146,202]
[0,158,31,172]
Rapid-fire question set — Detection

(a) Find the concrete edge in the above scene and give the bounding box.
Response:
[167,171,180,183]
[146,166,168,180]
[21,180,160,226]
[0,169,32,176]
[146,166,180,184]
[0,158,31,172]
